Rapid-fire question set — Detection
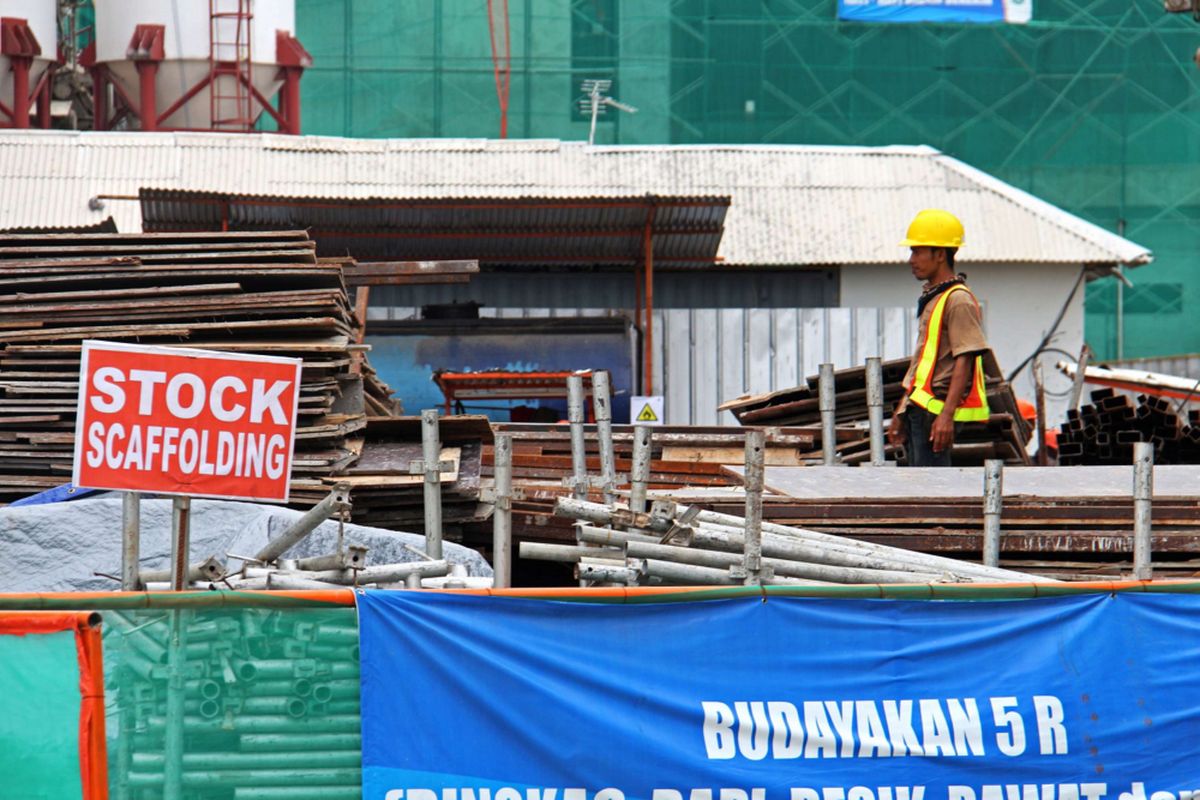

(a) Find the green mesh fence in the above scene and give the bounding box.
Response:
[102,606,361,800]
[0,628,85,800]
[295,0,1200,361]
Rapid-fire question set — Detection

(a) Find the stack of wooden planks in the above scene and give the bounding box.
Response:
[462,424,847,560]
[704,465,1200,580]
[1056,387,1200,466]
[333,415,492,531]
[720,355,1031,465]
[0,230,401,505]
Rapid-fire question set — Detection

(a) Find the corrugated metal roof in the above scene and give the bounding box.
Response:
[137,190,730,266]
[0,131,1152,266]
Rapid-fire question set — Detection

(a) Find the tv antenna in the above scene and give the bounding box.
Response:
[578,80,637,146]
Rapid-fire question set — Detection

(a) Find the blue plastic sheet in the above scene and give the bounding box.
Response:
[837,0,1031,24]
[358,591,1200,800]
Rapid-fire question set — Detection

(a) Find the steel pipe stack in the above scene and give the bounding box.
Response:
[109,607,363,798]
[526,496,1051,587]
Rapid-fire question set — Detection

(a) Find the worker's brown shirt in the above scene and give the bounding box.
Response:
[902,287,989,399]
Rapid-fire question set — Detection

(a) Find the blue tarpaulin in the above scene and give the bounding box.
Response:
[358,591,1200,800]
[837,0,1031,24]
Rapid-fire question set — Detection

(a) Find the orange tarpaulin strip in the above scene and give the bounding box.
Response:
[0,611,107,800]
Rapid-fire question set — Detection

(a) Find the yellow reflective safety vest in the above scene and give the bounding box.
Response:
[904,284,990,422]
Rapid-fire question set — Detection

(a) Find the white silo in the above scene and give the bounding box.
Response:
[0,0,58,128]
[91,0,310,133]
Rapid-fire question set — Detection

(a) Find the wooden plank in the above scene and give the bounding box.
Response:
[661,445,806,466]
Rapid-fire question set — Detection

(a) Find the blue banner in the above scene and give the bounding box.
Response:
[837,0,1031,24]
[359,591,1200,800]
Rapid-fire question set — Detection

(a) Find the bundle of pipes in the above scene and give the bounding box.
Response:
[131,486,479,593]
[721,358,911,426]
[527,496,1048,586]
[108,607,364,797]
[1057,387,1200,465]
[0,231,401,505]
[692,458,1195,580]
[720,355,1031,466]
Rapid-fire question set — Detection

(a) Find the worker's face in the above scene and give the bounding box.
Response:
[909,246,946,283]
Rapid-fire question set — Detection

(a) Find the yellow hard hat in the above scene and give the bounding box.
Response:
[900,209,965,248]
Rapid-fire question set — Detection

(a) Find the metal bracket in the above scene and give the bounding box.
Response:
[480,486,527,507]
[729,563,775,582]
[561,474,628,491]
[409,459,457,479]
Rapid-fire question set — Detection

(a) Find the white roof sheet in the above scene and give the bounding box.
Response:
[0,131,1150,266]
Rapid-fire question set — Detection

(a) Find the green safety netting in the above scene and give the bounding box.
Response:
[102,605,361,799]
[0,628,86,800]
[293,0,1200,361]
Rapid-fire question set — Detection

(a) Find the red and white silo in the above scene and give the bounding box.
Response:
[0,0,57,128]
[89,0,310,134]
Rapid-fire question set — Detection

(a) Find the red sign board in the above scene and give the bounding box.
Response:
[72,341,303,502]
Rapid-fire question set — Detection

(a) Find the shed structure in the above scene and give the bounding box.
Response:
[0,131,1151,427]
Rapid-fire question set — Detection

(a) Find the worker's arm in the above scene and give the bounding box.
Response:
[930,353,974,453]
[887,396,907,446]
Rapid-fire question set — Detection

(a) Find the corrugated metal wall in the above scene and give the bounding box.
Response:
[372,305,915,424]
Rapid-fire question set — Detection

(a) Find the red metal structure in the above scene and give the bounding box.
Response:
[485,0,511,138]
[435,370,594,417]
[83,6,310,134]
[0,17,53,129]
[209,0,254,131]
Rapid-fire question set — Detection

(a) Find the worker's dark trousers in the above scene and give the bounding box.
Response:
[904,406,954,467]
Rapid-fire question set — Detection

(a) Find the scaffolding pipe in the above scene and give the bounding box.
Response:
[492,433,514,588]
[866,356,886,466]
[566,374,588,500]
[625,540,936,585]
[616,529,946,584]
[742,429,765,583]
[629,425,653,514]
[576,562,639,584]
[122,492,141,591]
[421,409,444,559]
[1133,442,1153,581]
[164,495,189,800]
[819,363,837,466]
[255,486,351,565]
[141,556,225,586]
[982,460,1003,568]
[296,546,368,573]
[592,370,617,505]
[555,497,1048,582]
[520,542,603,563]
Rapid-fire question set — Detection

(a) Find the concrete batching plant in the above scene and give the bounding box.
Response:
[0,0,57,128]
[85,0,310,133]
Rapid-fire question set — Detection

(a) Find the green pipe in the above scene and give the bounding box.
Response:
[0,590,353,611]
[127,766,361,788]
[305,643,359,661]
[146,714,360,734]
[234,788,360,800]
[315,700,360,715]
[313,625,358,645]
[132,750,361,771]
[241,697,308,718]
[238,733,362,753]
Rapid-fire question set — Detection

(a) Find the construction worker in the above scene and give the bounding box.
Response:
[886,209,990,466]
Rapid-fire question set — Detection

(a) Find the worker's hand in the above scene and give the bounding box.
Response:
[930,412,955,454]
[887,413,906,447]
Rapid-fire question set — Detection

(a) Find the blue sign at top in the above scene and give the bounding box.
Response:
[837,0,1031,24]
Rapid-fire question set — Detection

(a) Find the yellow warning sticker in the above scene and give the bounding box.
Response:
[636,403,659,422]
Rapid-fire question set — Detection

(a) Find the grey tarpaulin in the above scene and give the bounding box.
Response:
[0,496,492,593]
